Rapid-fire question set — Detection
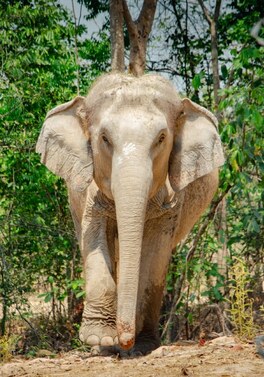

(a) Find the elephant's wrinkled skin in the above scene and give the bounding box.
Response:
[36,73,225,355]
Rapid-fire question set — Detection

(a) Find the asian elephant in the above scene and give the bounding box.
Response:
[36,73,225,355]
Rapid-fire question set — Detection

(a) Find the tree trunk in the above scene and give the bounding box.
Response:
[198,0,222,113]
[110,0,125,72]
[210,20,220,109]
[109,0,157,76]
[122,0,157,76]
[197,0,228,297]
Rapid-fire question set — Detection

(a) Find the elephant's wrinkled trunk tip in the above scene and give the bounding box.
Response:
[119,332,135,350]
[117,320,135,350]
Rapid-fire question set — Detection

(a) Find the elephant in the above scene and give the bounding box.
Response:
[36,73,225,355]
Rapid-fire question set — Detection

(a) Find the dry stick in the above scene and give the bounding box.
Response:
[161,184,232,340]
[16,305,40,342]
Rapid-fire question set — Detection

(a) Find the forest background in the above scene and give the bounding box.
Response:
[0,0,263,354]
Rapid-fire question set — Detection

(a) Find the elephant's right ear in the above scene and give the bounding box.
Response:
[36,96,93,192]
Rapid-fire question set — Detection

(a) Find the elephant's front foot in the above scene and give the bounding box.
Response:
[79,318,118,347]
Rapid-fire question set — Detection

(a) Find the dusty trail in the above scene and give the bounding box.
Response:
[1,337,263,377]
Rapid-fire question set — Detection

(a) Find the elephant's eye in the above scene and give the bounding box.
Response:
[102,135,110,145]
[158,134,166,144]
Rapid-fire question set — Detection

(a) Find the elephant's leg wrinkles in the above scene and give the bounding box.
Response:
[79,216,117,347]
[80,272,117,347]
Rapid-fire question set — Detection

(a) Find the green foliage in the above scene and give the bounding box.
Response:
[38,277,85,304]
[0,0,109,334]
[191,72,205,91]
[219,41,264,261]
[160,0,263,341]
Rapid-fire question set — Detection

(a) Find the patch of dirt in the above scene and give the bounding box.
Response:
[1,337,263,377]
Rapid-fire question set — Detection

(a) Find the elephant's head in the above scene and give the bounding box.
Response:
[36,73,224,350]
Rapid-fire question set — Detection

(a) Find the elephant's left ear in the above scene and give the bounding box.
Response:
[36,96,93,192]
[169,98,225,192]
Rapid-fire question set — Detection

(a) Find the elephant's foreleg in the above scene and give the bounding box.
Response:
[79,216,118,347]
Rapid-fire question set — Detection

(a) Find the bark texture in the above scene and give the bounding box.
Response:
[109,0,157,76]
[110,0,125,72]
[122,0,157,76]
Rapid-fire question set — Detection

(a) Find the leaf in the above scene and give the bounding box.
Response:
[48,276,54,284]
[191,73,202,90]
[76,291,86,298]
[44,292,53,303]
[221,64,228,80]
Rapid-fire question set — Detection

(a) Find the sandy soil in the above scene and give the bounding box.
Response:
[1,337,264,377]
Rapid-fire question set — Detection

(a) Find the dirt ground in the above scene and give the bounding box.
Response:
[1,337,264,377]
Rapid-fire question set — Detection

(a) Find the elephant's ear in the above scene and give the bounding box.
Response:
[36,96,93,192]
[169,98,225,192]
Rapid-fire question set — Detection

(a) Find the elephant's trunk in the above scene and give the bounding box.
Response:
[112,154,152,350]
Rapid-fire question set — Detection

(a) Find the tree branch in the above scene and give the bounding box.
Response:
[122,0,137,36]
[71,0,80,95]
[122,0,157,76]
[198,0,222,112]
[145,62,193,79]
[138,0,157,35]
[251,18,264,46]
[197,0,212,25]
[214,0,222,21]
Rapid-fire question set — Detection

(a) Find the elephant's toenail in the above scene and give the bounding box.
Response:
[101,336,114,346]
[86,335,100,346]
[91,346,100,356]
[79,334,84,342]
[114,336,119,345]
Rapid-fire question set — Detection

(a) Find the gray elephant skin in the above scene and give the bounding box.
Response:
[36,73,225,355]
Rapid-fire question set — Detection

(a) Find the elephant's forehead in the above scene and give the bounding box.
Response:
[101,105,168,135]
[101,106,167,142]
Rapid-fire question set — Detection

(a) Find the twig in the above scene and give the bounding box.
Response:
[16,305,40,341]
